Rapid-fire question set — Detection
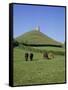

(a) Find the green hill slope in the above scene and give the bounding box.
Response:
[15,30,61,46]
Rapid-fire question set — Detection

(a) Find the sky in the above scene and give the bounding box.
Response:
[13,4,65,43]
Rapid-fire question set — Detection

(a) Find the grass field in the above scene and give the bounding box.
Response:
[13,47,65,86]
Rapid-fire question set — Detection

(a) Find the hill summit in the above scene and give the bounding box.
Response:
[16,27,61,46]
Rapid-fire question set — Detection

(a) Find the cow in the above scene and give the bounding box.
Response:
[43,52,49,59]
[25,53,28,61]
[30,53,33,61]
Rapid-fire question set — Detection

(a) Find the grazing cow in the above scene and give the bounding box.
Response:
[43,52,54,59]
[25,53,28,61]
[48,52,54,59]
[30,53,33,61]
[43,52,48,59]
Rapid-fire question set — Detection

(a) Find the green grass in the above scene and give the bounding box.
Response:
[32,46,65,51]
[16,30,62,45]
[13,47,65,86]
[19,45,65,56]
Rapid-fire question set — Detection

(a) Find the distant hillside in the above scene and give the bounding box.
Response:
[15,30,62,46]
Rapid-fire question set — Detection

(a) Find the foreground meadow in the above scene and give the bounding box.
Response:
[13,47,65,86]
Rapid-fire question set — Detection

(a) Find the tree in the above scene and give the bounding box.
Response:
[13,39,19,47]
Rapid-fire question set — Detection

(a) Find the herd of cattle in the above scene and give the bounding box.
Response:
[25,53,33,61]
[25,52,54,61]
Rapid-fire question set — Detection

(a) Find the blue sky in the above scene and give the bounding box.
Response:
[13,4,65,43]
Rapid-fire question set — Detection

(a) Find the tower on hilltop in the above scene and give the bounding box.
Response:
[35,26,40,31]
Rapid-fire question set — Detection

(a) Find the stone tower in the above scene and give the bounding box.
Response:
[35,26,40,31]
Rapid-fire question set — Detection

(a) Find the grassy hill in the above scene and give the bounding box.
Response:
[13,30,65,86]
[16,30,62,46]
